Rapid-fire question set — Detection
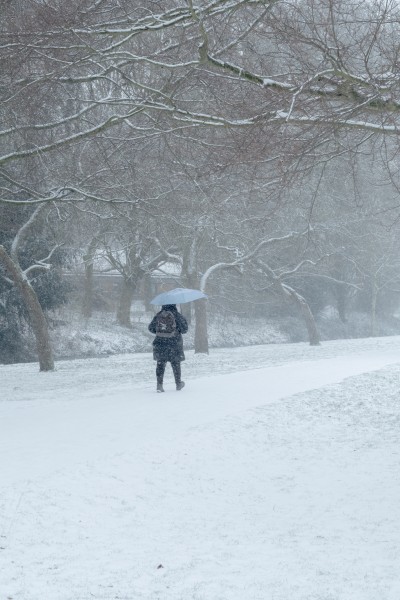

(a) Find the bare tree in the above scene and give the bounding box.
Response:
[3,0,400,211]
[0,206,56,370]
[4,0,400,366]
[98,205,180,327]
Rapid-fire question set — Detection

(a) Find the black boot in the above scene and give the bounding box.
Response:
[156,362,166,393]
[171,361,184,391]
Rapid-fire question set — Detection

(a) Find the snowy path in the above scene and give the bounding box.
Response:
[1,337,400,599]
[2,347,400,485]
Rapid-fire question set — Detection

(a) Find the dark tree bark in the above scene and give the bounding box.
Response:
[184,266,208,352]
[0,245,55,371]
[116,278,136,327]
[143,274,152,312]
[180,302,192,325]
[194,298,209,354]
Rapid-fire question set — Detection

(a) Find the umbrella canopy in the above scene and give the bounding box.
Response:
[150,287,207,306]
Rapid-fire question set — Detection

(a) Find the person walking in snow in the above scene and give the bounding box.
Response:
[148,304,188,392]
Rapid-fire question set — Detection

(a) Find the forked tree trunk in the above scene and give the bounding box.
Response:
[0,246,54,371]
[194,298,209,354]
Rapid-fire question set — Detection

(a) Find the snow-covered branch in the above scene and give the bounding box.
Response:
[10,205,47,263]
[200,231,304,291]
[23,245,62,277]
[0,273,13,286]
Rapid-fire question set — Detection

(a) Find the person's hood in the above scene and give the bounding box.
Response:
[161,304,177,312]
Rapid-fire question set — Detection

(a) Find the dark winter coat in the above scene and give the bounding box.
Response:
[148,304,188,362]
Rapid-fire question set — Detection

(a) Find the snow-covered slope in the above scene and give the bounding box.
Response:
[1,337,400,599]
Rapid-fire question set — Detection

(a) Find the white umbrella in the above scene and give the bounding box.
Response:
[150,287,207,305]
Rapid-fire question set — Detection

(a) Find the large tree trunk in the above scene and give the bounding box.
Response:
[194,298,209,354]
[180,302,192,325]
[143,274,152,312]
[184,269,208,353]
[0,246,54,371]
[283,283,320,346]
[116,278,136,327]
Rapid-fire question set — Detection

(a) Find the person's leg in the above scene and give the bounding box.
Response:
[171,361,185,391]
[156,360,166,392]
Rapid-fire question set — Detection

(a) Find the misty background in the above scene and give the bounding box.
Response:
[2,0,400,369]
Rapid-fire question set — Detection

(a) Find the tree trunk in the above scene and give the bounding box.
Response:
[336,289,347,323]
[143,274,152,312]
[116,278,136,327]
[194,298,209,354]
[0,246,54,371]
[283,284,321,346]
[184,269,208,352]
[370,281,378,337]
[332,258,347,323]
[337,291,347,323]
[82,260,94,319]
[82,237,98,319]
[297,296,320,346]
[181,272,195,325]
[181,302,192,325]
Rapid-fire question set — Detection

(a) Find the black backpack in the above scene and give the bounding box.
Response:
[155,310,177,338]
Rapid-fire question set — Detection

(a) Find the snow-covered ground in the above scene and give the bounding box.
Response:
[1,336,400,599]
